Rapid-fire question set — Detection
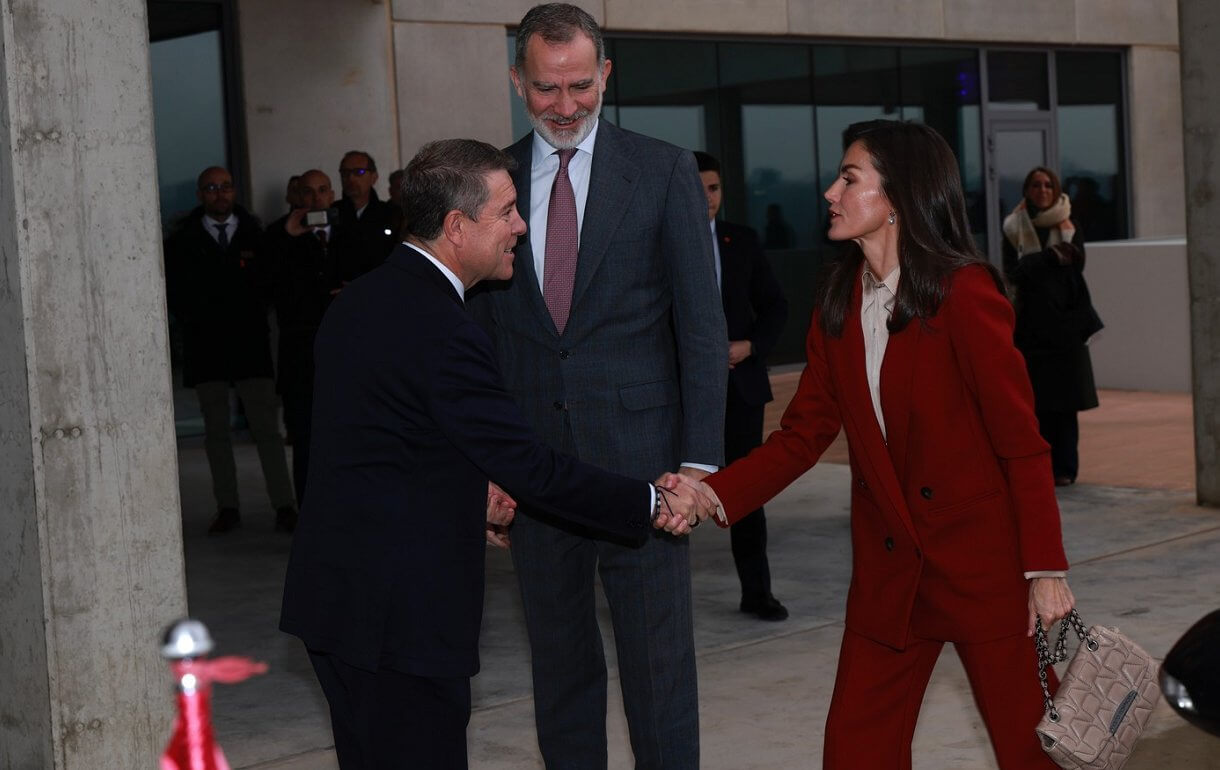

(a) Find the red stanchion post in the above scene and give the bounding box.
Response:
[160,619,268,770]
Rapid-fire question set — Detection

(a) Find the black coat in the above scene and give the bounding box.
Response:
[279,245,653,677]
[259,218,374,393]
[717,220,788,408]
[163,205,273,387]
[336,189,401,262]
[1002,218,1101,413]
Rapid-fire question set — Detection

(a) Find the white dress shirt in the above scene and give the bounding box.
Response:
[528,122,600,289]
[860,265,900,441]
[710,219,722,290]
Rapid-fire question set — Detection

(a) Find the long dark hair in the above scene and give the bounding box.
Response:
[817,120,1003,337]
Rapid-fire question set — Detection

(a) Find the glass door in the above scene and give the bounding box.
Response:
[986,118,1052,263]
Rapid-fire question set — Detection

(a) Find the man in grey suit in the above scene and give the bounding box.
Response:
[468,4,727,768]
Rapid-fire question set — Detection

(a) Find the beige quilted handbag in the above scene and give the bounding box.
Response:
[1033,609,1160,769]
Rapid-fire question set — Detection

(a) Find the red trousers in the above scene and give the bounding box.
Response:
[824,629,1059,769]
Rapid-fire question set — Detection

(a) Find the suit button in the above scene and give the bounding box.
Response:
[920,486,933,500]
[857,478,868,490]
[559,349,570,360]
[552,400,564,411]
[884,537,894,552]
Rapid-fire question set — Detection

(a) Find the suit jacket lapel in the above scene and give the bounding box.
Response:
[716,221,730,306]
[507,135,558,334]
[831,278,918,542]
[879,317,920,485]
[571,122,639,318]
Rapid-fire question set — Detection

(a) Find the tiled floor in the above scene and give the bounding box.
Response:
[766,367,1197,492]
[177,376,1220,769]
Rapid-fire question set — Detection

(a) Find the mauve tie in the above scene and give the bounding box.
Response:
[543,148,578,334]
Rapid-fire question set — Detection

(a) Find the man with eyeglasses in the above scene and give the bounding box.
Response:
[164,166,298,535]
[337,150,401,265]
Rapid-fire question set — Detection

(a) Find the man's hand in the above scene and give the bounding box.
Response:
[486,481,516,548]
[1027,576,1075,636]
[283,208,310,237]
[728,340,752,369]
[652,473,719,535]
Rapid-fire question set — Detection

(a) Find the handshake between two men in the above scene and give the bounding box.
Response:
[485,471,723,547]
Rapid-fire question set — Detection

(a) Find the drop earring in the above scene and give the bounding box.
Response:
[888,211,896,225]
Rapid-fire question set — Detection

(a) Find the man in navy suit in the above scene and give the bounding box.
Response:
[695,151,790,621]
[468,5,728,767]
[280,139,701,769]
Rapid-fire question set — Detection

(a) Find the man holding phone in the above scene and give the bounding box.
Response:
[263,168,373,506]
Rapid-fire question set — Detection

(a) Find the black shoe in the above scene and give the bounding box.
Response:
[275,506,298,533]
[1054,475,1075,487]
[740,595,789,622]
[208,508,241,534]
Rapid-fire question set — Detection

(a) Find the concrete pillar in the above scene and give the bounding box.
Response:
[0,1,188,767]
[1179,0,1220,504]
[1129,45,1187,238]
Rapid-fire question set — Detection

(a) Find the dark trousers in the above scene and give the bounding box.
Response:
[1036,410,1079,480]
[725,390,772,602]
[307,649,471,769]
[824,629,1059,769]
[510,512,699,769]
[280,383,313,507]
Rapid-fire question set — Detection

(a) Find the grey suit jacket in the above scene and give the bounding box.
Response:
[469,121,727,481]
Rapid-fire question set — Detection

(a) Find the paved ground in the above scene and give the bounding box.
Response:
[175,383,1220,768]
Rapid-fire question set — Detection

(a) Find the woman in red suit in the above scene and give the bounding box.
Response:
[689,121,1075,768]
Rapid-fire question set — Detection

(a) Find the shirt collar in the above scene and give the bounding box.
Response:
[861,264,900,295]
[531,119,600,166]
[203,212,236,228]
[405,242,465,302]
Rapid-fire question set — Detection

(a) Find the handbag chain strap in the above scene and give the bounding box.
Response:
[1033,608,1098,722]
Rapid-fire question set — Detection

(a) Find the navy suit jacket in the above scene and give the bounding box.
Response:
[280,245,653,677]
[717,220,788,408]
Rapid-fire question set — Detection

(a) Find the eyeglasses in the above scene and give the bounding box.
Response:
[201,183,234,193]
[339,168,371,178]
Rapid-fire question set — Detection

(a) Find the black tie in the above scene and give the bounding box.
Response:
[214,223,229,250]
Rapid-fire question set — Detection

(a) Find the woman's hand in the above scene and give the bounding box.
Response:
[1027,576,1075,636]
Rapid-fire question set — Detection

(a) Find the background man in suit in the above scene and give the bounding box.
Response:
[695,151,790,620]
[468,5,727,767]
[262,169,376,506]
[336,150,400,265]
[164,166,297,534]
[280,139,701,769]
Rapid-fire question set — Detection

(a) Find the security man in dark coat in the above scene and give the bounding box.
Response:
[164,166,297,534]
[260,168,378,507]
[695,151,790,620]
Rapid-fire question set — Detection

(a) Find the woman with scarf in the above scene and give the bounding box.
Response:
[1002,167,1102,486]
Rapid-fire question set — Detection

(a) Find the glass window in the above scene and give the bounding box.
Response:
[987,51,1049,111]
[606,40,717,153]
[150,30,228,231]
[1056,51,1127,240]
[900,47,985,246]
[719,43,815,248]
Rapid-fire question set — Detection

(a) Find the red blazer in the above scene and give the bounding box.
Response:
[707,265,1068,650]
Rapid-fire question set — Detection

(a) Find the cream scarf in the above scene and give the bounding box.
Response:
[1002,194,1075,257]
